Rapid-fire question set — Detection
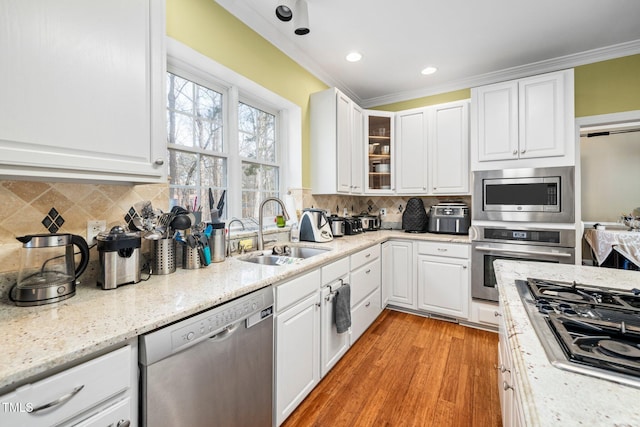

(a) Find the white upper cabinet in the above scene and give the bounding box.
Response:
[311,88,363,194]
[0,0,166,183]
[365,111,395,193]
[471,69,575,170]
[396,100,470,195]
[430,101,470,194]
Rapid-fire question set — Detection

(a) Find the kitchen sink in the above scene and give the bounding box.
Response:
[239,246,331,265]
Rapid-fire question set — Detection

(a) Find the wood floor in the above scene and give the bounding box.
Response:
[282,309,501,427]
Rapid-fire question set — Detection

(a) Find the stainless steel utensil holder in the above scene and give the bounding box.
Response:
[210,228,226,263]
[153,239,176,275]
[182,246,200,269]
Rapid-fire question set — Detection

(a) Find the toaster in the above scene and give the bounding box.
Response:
[343,218,363,235]
[427,203,470,235]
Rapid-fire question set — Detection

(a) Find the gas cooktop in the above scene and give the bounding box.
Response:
[516,278,640,389]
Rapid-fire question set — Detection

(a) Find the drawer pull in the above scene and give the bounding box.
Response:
[31,384,85,413]
[365,269,371,274]
[502,381,514,391]
[437,248,447,252]
[365,253,371,258]
[365,301,371,307]
[494,311,502,317]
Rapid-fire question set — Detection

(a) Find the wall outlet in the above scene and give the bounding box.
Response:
[87,220,106,243]
[380,208,387,216]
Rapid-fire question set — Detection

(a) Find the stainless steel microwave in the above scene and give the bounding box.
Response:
[472,166,575,223]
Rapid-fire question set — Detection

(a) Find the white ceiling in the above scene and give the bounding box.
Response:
[215,0,640,107]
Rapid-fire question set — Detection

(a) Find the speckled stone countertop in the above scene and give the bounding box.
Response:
[0,230,468,393]
[495,260,640,427]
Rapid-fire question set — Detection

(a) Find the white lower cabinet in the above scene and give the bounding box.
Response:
[275,269,321,426]
[349,245,383,344]
[383,240,415,309]
[320,258,350,378]
[0,344,135,427]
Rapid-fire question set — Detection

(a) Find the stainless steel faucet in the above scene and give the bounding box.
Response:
[258,197,290,250]
[226,218,246,256]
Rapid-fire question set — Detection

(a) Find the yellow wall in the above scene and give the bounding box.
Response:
[166,0,328,188]
[167,1,640,186]
[574,54,640,117]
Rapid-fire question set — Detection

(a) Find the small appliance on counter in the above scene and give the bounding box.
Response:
[355,213,380,231]
[299,208,333,242]
[428,202,470,235]
[328,215,345,237]
[10,233,90,306]
[344,218,363,235]
[402,198,429,233]
[97,226,142,289]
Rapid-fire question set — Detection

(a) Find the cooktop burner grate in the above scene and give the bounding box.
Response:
[515,278,640,389]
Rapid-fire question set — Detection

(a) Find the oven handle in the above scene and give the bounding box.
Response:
[474,245,572,258]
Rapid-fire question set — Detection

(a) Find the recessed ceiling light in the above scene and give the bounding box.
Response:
[346,52,362,62]
[421,66,438,75]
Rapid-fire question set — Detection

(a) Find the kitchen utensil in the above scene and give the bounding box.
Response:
[96,226,141,289]
[11,233,90,306]
[170,214,192,231]
[209,222,226,263]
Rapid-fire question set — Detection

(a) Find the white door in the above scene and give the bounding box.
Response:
[320,281,350,378]
[385,241,415,308]
[351,104,364,194]
[430,101,469,194]
[474,81,519,162]
[416,255,469,318]
[275,293,320,426]
[518,72,566,159]
[336,92,352,193]
[396,110,428,193]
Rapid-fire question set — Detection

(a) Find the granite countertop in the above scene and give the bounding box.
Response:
[0,230,468,393]
[494,260,640,427]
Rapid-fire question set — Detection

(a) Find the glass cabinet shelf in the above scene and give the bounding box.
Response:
[366,112,393,192]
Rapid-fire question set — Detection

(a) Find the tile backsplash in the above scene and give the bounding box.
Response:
[0,180,470,275]
[0,180,169,273]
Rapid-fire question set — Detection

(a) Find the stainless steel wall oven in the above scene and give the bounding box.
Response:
[471,225,575,301]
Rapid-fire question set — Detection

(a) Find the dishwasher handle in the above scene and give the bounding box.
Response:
[474,245,573,258]
[209,322,240,342]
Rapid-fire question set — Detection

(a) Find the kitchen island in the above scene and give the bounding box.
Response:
[495,260,640,427]
[0,230,468,393]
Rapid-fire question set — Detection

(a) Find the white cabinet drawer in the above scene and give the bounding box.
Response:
[351,288,382,344]
[0,345,131,427]
[350,244,380,270]
[350,258,381,308]
[74,396,131,427]
[321,257,349,286]
[416,241,470,259]
[276,269,321,312]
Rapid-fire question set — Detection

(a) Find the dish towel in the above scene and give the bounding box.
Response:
[334,284,351,334]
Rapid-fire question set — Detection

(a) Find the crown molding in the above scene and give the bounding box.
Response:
[361,39,640,108]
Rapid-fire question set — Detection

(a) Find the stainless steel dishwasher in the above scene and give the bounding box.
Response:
[139,286,274,427]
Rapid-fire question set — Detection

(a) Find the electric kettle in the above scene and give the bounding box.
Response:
[10,233,90,306]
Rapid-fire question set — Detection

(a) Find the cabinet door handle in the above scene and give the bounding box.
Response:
[365,269,371,274]
[154,158,165,165]
[462,265,467,269]
[512,150,518,155]
[502,381,514,391]
[365,253,371,258]
[494,364,510,373]
[30,385,85,413]
[494,311,502,317]
[520,149,526,154]
[365,301,371,307]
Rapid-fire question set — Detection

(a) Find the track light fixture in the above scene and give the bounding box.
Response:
[293,0,310,35]
[274,0,310,35]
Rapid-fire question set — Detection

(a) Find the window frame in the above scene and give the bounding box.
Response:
[166,39,299,223]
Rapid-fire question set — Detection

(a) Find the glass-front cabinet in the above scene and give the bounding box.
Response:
[365,111,394,193]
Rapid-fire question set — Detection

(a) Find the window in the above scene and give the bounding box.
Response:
[166,70,282,222]
[239,102,279,218]
[166,38,301,225]
[167,73,227,217]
